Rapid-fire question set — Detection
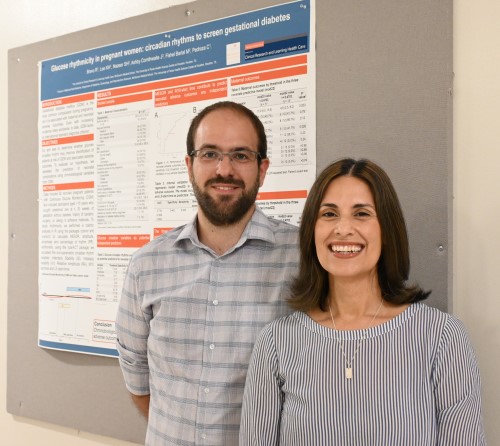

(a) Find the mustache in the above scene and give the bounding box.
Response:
[205,176,245,188]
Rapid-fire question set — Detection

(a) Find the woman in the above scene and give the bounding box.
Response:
[239,158,485,445]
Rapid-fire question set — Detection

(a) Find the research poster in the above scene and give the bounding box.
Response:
[38,0,316,356]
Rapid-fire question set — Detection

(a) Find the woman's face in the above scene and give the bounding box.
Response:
[314,175,382,282]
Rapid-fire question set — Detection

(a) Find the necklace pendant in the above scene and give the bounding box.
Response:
[345,367,353,379]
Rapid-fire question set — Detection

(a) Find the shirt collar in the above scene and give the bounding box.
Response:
[174,206,277,250]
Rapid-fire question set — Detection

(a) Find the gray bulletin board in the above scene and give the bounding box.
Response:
[8,0,452,443]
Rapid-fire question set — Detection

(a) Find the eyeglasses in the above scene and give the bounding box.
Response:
[190,148,261,164]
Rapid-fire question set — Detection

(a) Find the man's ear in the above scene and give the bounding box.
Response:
[258,158,270,187]
[185,154,193,182]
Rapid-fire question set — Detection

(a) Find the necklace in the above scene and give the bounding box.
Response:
[328,299,384,379]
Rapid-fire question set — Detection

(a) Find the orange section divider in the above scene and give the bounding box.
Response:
[154,228,174,237]
[155,80,227,107]
[42,133,94,147]
[245,41,265,50]
[43,181,94,192]
[98,54,308,98]
[97,91,152,108]
[231,65,307,86]
[97,234,151,248]
[42,92,94,108]
[257,190,308,200]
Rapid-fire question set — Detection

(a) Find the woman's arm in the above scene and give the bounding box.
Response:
[239,325,283,446]
[433,316,486,445]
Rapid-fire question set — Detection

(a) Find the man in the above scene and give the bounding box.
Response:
[116,101,299,445]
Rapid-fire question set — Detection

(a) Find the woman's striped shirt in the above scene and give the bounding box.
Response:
[240,303,485,445]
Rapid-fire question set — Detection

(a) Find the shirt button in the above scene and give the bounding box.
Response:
[204,387,210,394]
[209,343,215,350]
[213,299,219,306]
[201,433,206,439]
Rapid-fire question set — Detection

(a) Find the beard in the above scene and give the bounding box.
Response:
[191,173,260,226]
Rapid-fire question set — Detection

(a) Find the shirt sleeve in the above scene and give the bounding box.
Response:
[115,259,151,396]
[239,324,283,446]
[433,316,486,445]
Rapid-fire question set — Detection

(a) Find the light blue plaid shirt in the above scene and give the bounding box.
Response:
[116,207,299,445]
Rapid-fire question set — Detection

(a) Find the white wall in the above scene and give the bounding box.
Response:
[1,0,498,444]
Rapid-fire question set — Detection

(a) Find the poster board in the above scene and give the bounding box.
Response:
[8,0,452,443]
[36,0,315,358]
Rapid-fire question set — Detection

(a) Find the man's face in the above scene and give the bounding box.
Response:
[185,108,269,226]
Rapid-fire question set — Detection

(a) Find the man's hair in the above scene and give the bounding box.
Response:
[186,101,267,164]
[289,158,430,312]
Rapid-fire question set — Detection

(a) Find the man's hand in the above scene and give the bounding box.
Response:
[131,393,150,418]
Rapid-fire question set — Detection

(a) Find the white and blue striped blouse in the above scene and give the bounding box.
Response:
[240,303,486,445]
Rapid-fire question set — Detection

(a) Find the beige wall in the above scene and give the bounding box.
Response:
[1,0,498,444]
[454,0,500,440]
[0,2,191,445]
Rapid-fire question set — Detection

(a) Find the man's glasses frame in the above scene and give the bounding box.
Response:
[190,148,261,164]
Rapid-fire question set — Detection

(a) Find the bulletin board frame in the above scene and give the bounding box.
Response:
[7,0,452,442]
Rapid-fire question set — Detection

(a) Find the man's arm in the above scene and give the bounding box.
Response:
[116,260,152,418]
[131,393,150,418]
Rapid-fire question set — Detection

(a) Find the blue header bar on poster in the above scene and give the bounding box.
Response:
[40,0,310,101]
